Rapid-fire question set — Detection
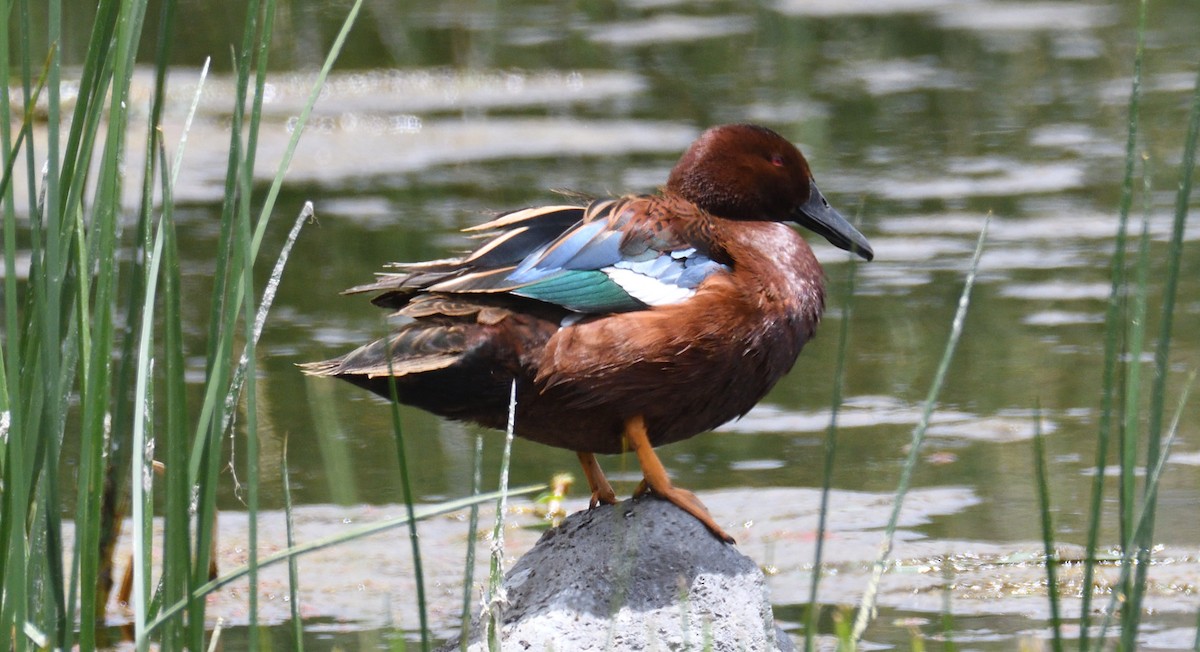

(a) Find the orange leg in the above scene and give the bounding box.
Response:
[625,415,734,544]
[577,452,618,508]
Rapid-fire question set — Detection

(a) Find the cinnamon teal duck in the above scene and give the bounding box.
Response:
[303,124,874,543]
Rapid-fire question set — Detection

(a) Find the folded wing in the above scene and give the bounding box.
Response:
[350,197,729,315]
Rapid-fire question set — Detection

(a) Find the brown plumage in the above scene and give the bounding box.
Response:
[303,124,873,542]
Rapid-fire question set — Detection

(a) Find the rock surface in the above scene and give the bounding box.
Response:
[443,496,793,651]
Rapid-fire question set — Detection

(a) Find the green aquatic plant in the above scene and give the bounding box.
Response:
[849,217,990,647]
[0,0,375,648]
[1072,1,1199,648]
[1031,410,1063,652]
[805,249,859,652]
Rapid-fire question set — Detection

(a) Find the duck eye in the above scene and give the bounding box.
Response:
[770,154,785,167]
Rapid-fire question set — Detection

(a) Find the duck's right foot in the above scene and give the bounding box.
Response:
[577,451,618,508]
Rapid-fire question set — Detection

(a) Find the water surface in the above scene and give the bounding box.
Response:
[24,0,1200,648]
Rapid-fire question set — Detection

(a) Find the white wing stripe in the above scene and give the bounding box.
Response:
[602,267,696,306]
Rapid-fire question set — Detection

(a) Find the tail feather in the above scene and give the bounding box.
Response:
[306,314,474,373]
[306,202,591,418]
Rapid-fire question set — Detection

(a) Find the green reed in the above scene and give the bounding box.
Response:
[281,436,304,652]
[1113,52,1197,652]
[2,0,154,648]
[485,381,521,651]
[1070,2,1199,648]
[1077,1,1144,648]
[460,432,486,652]
[1128,31,1200,641]
[386,365,431,650]
[141,485,544,638]
[804,251,859,652]
[849,216,989,647]
[0,40,51,652]
[0,0,381,648]
[1031,409,1063,652]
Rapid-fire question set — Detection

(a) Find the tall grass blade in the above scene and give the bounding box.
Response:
[1117,217,1151,641]
[14,0,41,223]
[283,437,305,651]
[38,32,62,624]
[940,561,957,652]
[61,0,148,647]
[117,6,184,652]
[187,19,260,638]
[1137,368,1195,524]
[236,0,277,477]
[244,0,277,199]
[1142,1,1199,509]
[207,619,226,652]
[805,254,858,652]
[851,216,989,644]
[460,432,485,652]
[187,4,276,645]
[187,1,362,631]
[223,202,314,445]
[122,44,200,652]
[97,53,206,650]
[130,189,161,651]
[162,64,212,635]
[1096,368,1196,645]
[6,47,60,539]
[159,130,192,650]
[129,146,178,652]
[1031,410,1062,652]
[486,381,519,650]
[57,0,121,225]
[223,189,309,647]
[212,110,293,629]
[1127,48,1200,640]
[230,71,283,483]
[0,15,27,501]
[87,2,182,642]
[386,344,431,650]
[0,48,53,652]
[1079,3,1147,646]
[236,111,263,652]
[0,50,53,203]
[143,485,546,637]
[189,46,250,472]
[48,0,151,647]
[171,59,213,183]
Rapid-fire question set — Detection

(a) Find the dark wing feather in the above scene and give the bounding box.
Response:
[303,195,731,423]
[342,197,724,316]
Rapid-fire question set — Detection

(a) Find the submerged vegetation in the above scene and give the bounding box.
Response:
[2,0,1197,651]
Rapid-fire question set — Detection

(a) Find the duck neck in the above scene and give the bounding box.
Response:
[716,219,826,344]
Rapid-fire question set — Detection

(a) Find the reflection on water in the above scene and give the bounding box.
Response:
[22,0,1200,647]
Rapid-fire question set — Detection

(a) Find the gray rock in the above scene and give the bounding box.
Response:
[443,496,794,651]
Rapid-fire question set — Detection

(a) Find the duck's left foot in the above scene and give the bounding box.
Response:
[633,480,735,544]
[577,452,618,508]
[624,416,735,544]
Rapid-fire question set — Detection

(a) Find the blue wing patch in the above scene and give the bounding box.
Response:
[604,250,727,307]
[513,270,646,313]
[418,197,731,315]
[508,249,728,314]
[508,219,624,284]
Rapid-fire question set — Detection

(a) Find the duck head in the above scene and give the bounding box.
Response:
[666,124,874,262]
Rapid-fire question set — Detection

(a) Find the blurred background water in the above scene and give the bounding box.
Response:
[14,0,1200,648]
